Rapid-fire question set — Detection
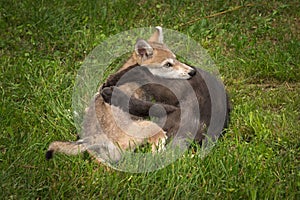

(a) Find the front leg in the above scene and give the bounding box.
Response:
[101,86,178,117]
[102,64,138,88]
[102,65,153,89]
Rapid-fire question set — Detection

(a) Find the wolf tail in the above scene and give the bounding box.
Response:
[45,140,87,160]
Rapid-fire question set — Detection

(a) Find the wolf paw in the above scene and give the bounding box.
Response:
[101,86,114,104]
[150,131,167,153]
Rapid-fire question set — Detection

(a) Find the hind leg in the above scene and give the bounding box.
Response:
[46,140,87,160]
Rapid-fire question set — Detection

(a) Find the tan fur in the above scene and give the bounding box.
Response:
[118,27,192,76]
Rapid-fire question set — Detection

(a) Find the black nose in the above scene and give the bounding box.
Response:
[188,68,196,76]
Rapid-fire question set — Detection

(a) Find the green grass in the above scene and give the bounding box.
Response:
[1,0,299,199]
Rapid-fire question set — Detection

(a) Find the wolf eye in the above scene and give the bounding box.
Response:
[164,62,173,68]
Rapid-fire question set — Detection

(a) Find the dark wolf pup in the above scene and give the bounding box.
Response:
[101,26,231,146]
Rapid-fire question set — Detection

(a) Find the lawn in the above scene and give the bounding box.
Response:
[1,0,299,199]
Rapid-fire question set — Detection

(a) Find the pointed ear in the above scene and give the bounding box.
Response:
[148,26,163,43]
[134,39,153,60]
